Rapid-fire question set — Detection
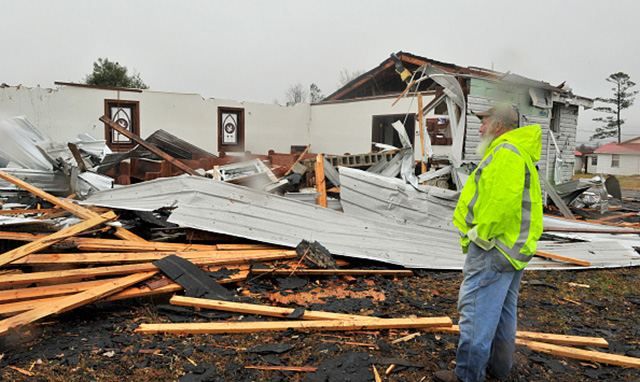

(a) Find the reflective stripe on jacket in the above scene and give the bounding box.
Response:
[453,124,543,270]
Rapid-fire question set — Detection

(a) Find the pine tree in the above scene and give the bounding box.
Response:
[591,72,638,142]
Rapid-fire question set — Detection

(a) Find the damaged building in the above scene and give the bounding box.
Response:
[0,51,639,379]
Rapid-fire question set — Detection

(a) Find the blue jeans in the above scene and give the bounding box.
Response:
[455,242,523,382]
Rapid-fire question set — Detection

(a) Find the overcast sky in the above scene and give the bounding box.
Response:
[2,0,639,144]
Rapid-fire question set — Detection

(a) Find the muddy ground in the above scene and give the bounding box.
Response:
[0,265,639,382]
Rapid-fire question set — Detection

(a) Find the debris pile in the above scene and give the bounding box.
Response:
[0,114,639,379]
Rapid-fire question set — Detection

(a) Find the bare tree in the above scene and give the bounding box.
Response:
[338,68,364,87]
[285,83,308,106]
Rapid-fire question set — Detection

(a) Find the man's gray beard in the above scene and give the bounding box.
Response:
[476,134,495,157]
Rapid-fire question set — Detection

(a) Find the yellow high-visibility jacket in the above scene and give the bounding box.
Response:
[453,124,544,270]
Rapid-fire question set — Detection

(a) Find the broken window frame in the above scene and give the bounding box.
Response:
[217,106,245,152]
[104,99,140,151]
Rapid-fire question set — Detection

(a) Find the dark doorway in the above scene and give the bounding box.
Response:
[371,114,415,148]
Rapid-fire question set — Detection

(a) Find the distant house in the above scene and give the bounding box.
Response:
[594,137,640,175]
[574,147,596,173]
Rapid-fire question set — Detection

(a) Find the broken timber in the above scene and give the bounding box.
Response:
[516,339,640,368]
[250,269,413,276]
[170,296,609,348]
[0,170,144,242]
[100,116,199,176]
[315,153,327,207]
[0,211,117,268]
[0,252,294,287]
[0,272,156,335]
[135,317,453,334]
[535,250,591,267]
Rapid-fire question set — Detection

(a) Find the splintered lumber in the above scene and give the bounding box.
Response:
[0,208,58,215]
[0,170,142,241]
[250,269,414,277]
[74,238,269,252]
[535,250,591,267]
[172,298,608,348]
[0,252,295,287]
[0,279,111,303]
[105,268,249,302]
[0,233,273,252]
[0,211,117,268]
[245,365,317,373]
[171,296,367,320]
[14,249,295,265]
[284,145,310,176]
[100,116,199,176]
[315,153,327,208]
[0,271,156,335]
[516,339,640,368]
[425,325,608,348]
[0,269,250,315]
[135,317,453,334]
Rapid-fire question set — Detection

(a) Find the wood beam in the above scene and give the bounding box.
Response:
[135,317,453,334]
[0,170,143,241]
[0,252,295,287]
[170,297,608,348]
[100,116,198,176]
[315,154,327,208]
[250,269,413,277]
[535,250,591,267]
[516,339,640,368]
[0,272,156,335]
[14,249,295,265]
[0,211,116,268]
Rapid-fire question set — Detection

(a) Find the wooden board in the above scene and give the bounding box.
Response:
[0,279,111,304]
[14,249,296,265]
[0,269,250,315]
[0,170,143,241]
[171,297,608,348]
[100,116,199,176]
[535,250,591,267]
[135,317,453,334]
[0,209,58,216]
[516,339,640,368]
[170,296,366,321]
[425,325,608,348]
[0,252,295,287]
[250,269,413,277]
[315,153,327,208]
[0,211,116,268]
[0,272,156,335]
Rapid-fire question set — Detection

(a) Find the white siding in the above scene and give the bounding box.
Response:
[596,153,640,175]
[0,85,309,155]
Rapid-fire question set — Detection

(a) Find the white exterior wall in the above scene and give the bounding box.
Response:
[0,85,308,154]
[309,95,452,159]
[0,85,454,159]
[596,153,640,175]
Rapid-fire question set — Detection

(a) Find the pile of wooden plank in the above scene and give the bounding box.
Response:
[134,296,640,370]
[0,170,299,336]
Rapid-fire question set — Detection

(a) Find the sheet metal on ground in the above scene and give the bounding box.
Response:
[338,167,640,269]
[82,175,640,270]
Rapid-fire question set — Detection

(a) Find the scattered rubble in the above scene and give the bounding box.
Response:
[0,113,638,380]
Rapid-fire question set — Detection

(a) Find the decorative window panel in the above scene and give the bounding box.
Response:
[104,99,140,151]
[217,107,245,152]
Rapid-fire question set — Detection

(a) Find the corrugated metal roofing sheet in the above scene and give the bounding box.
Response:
[82,174,640,270]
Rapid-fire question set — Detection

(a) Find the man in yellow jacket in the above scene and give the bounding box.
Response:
[435,104,543,382]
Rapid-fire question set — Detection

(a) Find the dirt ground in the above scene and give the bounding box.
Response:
[573,173,640,190]
[1,264,639,382]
